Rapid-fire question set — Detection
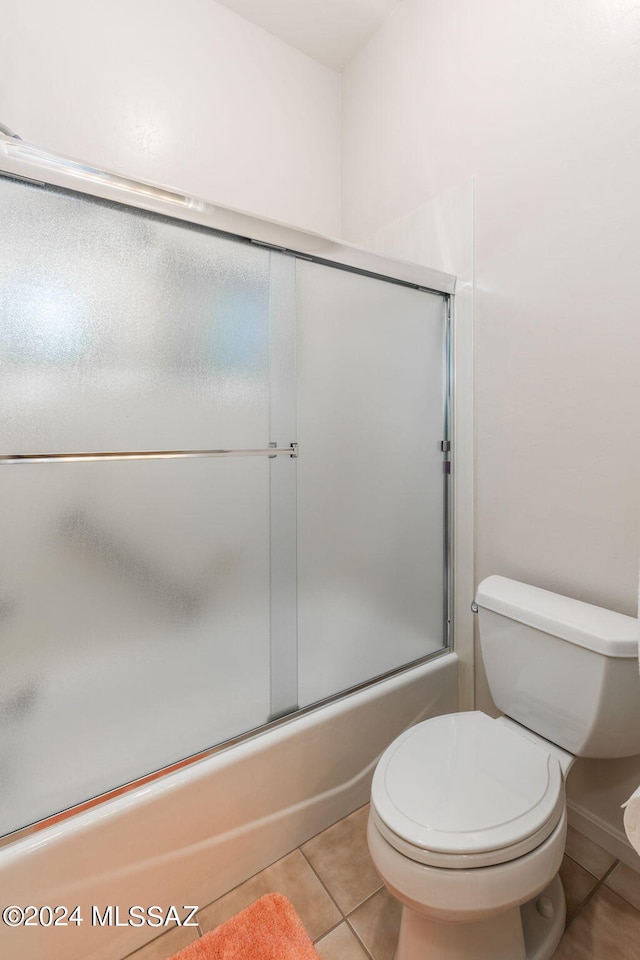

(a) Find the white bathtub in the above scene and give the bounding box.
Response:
[0,652,458,960]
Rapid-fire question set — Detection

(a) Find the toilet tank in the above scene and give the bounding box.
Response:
[475,576,640,758]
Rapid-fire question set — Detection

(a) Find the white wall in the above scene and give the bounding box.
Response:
[0,0,341,235]
[342,0,640,855]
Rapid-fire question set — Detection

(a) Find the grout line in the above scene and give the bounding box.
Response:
[345,915,377,960]
[299,834,384,922]
[563,849,612,879]
[599,859,640,915]
[346,884,385,915]
[299,845,348,921]
[313,917,345,944]
[299,829,386,957]
[565,858,620,928]
[600,860,620,884]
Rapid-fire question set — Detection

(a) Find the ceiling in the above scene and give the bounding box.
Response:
[214,0,402,72]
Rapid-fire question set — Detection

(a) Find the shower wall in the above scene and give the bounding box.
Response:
[0,174,449,838]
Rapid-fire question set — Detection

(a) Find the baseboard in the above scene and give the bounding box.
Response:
[567,800,640,873]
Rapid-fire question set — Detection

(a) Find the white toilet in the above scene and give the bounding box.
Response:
[368,575,640,960]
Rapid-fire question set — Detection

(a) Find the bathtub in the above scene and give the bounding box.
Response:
[0,652,457,960]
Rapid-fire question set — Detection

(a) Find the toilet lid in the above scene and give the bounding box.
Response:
[371,712,564,869]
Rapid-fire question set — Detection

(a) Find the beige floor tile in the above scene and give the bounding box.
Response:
[564,826,616,879]
[604,861,640,913]
[348,889,402,960]
[315,922,370,960]
[559,854,598,920]
[552,886,640,960]
[197,849,340,942]
[124,924,199,960]
[302,804,382,914]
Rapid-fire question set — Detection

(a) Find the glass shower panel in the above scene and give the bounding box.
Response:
[0,457,271,837]
[0,177,270,453]
[296,261,447,707]
[0,168,450,836]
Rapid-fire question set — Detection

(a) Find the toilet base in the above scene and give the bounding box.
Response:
[394,875,566,960]
[521,876,565,960]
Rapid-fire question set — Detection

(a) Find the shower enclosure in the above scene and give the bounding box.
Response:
[0,156,451,840]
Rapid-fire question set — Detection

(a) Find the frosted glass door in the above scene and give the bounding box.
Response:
[0,459,271,836]
[0,171,449,837]
[0,178,270,452]
[296,261,447,707]
[0,176,281,837]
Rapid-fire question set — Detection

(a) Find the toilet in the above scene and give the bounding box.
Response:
[368,575,640,960]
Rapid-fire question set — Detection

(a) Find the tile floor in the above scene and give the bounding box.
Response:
[123,805,640,960]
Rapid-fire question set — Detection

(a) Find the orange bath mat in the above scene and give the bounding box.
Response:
[168,893,321,960]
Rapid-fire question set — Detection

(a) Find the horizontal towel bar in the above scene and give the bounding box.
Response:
[0,444,298,464]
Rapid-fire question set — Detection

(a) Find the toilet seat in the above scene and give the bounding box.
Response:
[371,711,565,869]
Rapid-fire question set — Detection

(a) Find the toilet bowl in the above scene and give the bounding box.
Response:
[368,576,640,960]
[368,712,569,960]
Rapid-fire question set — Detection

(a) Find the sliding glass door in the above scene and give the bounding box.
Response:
[0,174,449,837]
[296,261,448,706]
